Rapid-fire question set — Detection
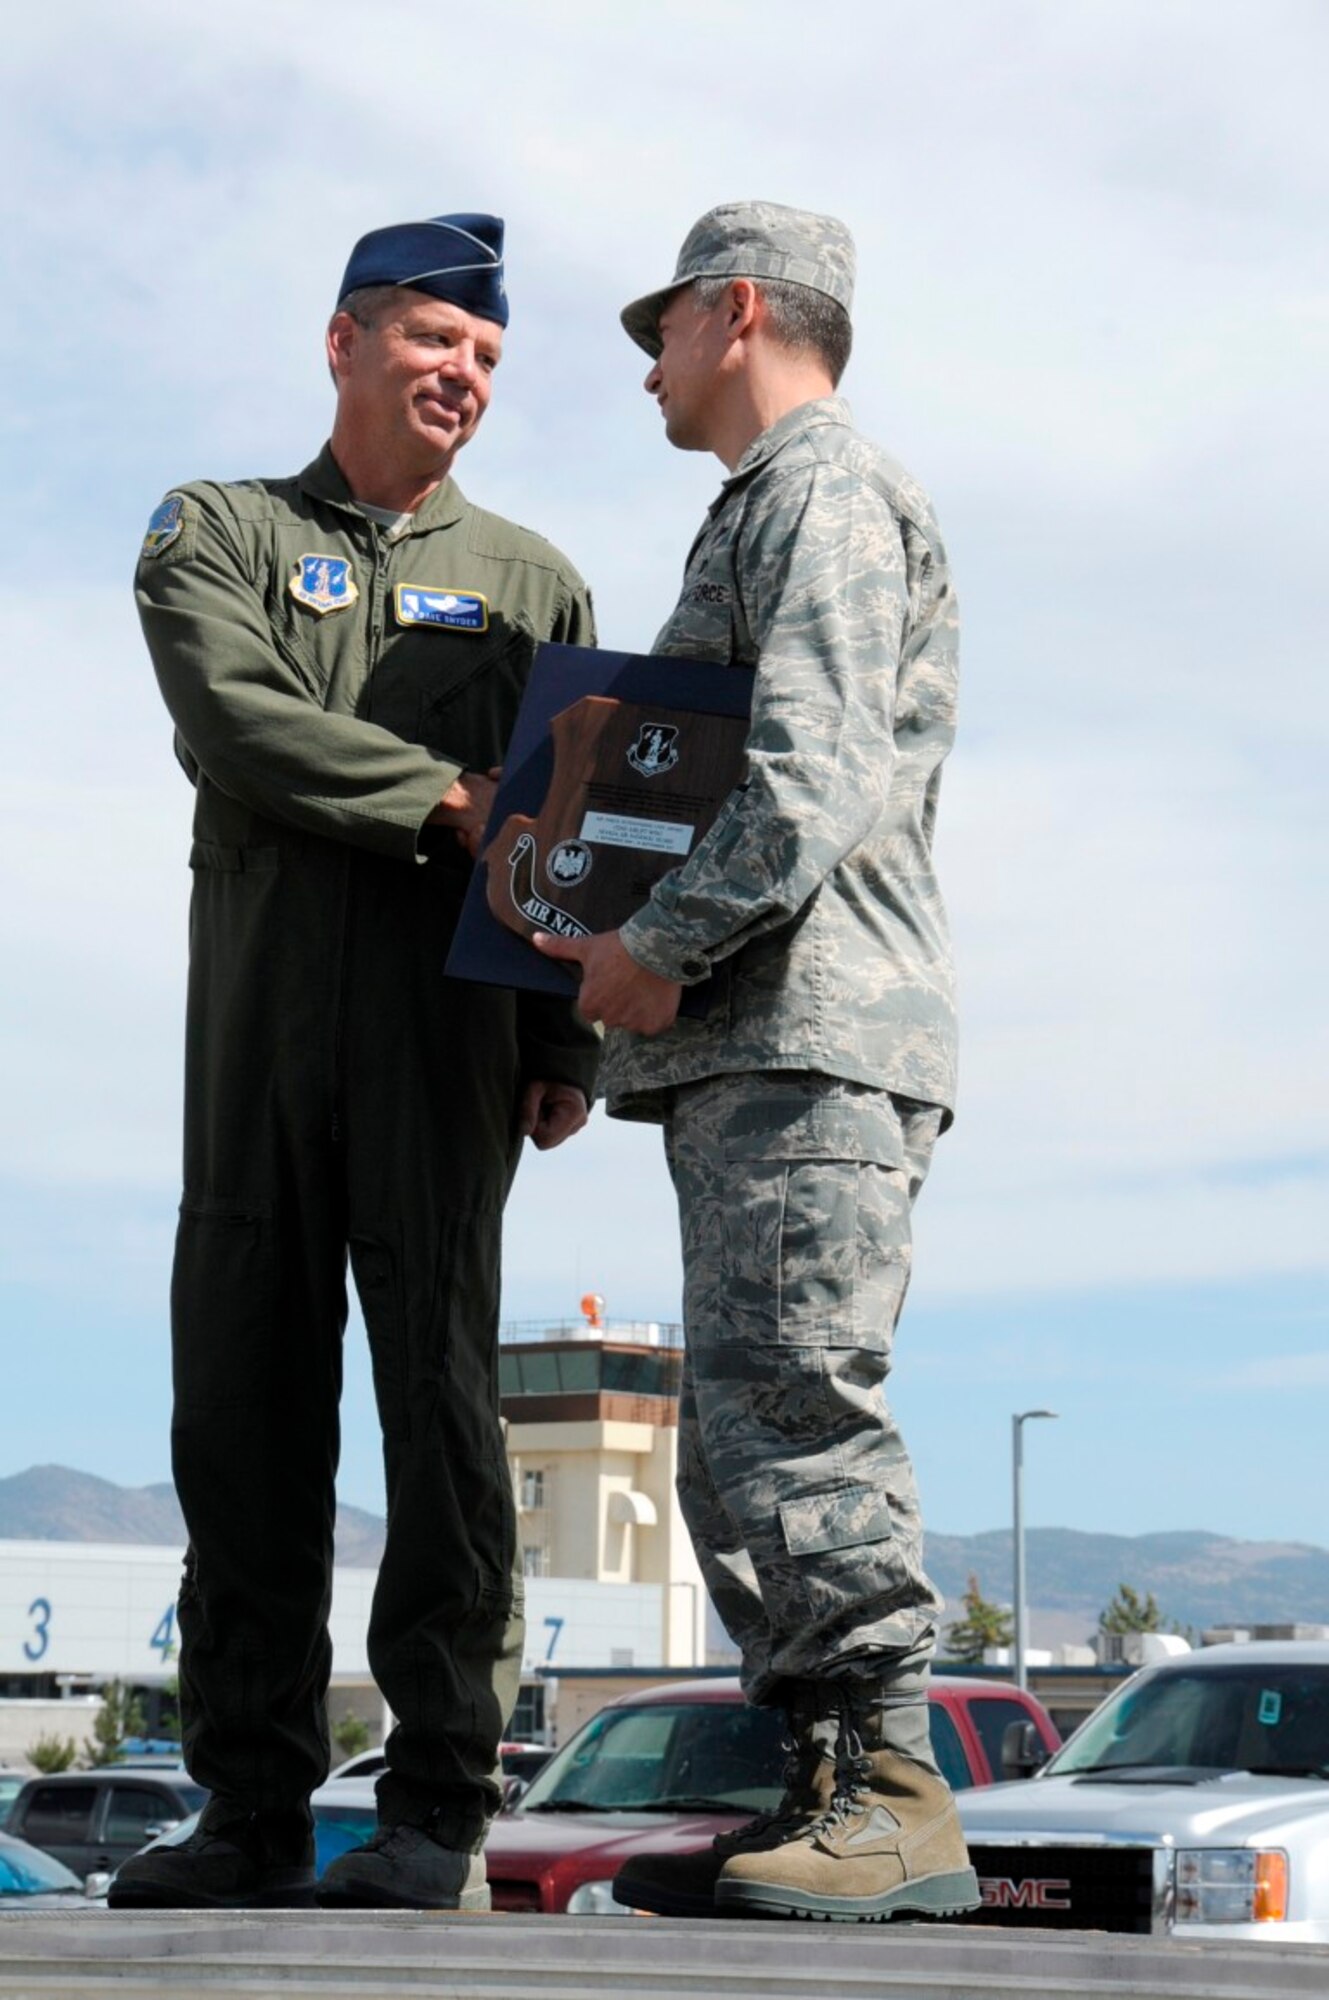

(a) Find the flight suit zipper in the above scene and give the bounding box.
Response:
[330,524,389,1149]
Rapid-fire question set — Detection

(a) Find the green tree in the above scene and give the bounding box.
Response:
[944,1573,1014,1663]
[1098,1583,1163,1635]
[331,1713,372,1760]
[84,1679,147,1768]
[27,1733,79,1774]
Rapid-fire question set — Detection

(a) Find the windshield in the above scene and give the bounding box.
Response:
[0,1841,82,1895]
[518,1700,788,1814]
[1048,1662,1329,1778]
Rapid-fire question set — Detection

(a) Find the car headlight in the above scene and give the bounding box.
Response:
[566,1878,633,1916]
[1174,1848,1288,1924]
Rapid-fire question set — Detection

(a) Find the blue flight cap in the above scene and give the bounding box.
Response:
[336,213,508,326]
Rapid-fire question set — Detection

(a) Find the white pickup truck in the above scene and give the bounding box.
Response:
[957,1640,1329,1943]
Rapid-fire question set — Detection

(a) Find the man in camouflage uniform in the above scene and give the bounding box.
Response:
[113,215,599,1913]
[535,203,977,1923]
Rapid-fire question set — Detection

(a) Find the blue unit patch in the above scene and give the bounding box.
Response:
[394,584,489,632]
[141,495,185,560]
[289,554,359,616]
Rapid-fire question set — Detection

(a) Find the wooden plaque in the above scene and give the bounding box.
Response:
[485,696,750,944]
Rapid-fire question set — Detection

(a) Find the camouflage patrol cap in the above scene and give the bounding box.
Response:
[621,201,855,357]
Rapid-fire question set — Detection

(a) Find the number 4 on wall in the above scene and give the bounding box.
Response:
[150,1605,177,1659]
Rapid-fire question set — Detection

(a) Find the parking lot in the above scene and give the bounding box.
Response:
[1,1910,1327,2000]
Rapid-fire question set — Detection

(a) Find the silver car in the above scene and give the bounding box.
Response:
[958,1641,1329,1943]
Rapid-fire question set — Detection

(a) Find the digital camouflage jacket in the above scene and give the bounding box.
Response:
[603,397,958,1122]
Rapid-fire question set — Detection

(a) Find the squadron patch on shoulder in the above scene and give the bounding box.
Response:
[289,554,359,616]
[394,584,489,632]
[141,495,186,560]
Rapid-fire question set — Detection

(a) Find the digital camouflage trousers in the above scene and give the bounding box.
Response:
[664,1071,946,1705]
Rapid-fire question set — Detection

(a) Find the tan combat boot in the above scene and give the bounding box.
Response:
[714,1686,979,1922]
[612,1682,841,1918]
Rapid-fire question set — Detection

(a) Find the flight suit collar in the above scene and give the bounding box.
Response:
[716,395,853,502]
[297,442,467,533]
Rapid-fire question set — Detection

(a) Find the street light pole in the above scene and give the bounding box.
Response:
[1012,1408,1058,1693]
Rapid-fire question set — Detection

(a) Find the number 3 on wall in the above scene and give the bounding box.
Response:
[24,1597,52,1661]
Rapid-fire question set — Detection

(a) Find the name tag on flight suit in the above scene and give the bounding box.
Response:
[394,585,489,632]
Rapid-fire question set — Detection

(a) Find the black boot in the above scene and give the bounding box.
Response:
[316,1806,489,1912]
[613,1682,840,1919]
[108,1797,315,1910]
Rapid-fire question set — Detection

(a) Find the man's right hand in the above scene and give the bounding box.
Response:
[428,767,500,858]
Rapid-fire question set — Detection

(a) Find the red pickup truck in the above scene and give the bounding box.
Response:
[473,1673,1060,1915]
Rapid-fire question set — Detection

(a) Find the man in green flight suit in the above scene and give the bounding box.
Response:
[536,203,978,1924]
[113,214,599,1913]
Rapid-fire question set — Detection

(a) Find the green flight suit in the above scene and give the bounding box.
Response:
[135,447,598,1850]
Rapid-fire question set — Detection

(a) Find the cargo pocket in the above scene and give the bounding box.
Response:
[351,1236,410,1444]
[723,1088,908,1348]
[773,1482,906,1636]
[171,1193,276,1410]
[778,1484,894,1558]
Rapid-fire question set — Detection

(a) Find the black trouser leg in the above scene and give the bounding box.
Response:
[171,1159,347,1808]
[345,854,528,1847]
[355,1205,522,1847]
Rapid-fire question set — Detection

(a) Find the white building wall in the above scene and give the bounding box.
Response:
[0,1541,665,1689]
[520,1577,660,1676]
[1,1542,185,1682]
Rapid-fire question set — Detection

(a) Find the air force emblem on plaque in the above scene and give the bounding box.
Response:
[627,722,680,777]
[547,840,593,887]
[394,585,489,631]
[289,554,359,616]
[501,831,589,940]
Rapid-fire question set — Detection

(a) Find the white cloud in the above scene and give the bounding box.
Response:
[1,0,1325,1343]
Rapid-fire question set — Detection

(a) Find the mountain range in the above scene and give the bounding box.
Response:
[922,1526,1329,1643]
[2,1466,1325,1641]
[0,1464,388,1569]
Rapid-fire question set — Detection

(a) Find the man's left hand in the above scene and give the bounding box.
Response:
[519,1080,590,1151]
[532,929,682,1035]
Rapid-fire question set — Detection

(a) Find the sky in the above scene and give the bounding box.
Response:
[1,0,1325,1550]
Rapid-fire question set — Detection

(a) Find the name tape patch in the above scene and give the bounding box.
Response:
[395,585,489,632]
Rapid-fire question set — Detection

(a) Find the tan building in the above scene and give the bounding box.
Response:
[500,1312,708,1678]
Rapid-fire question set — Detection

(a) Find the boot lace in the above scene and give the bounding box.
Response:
[803,1702,873,1839]
[716,1723,823,1852]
